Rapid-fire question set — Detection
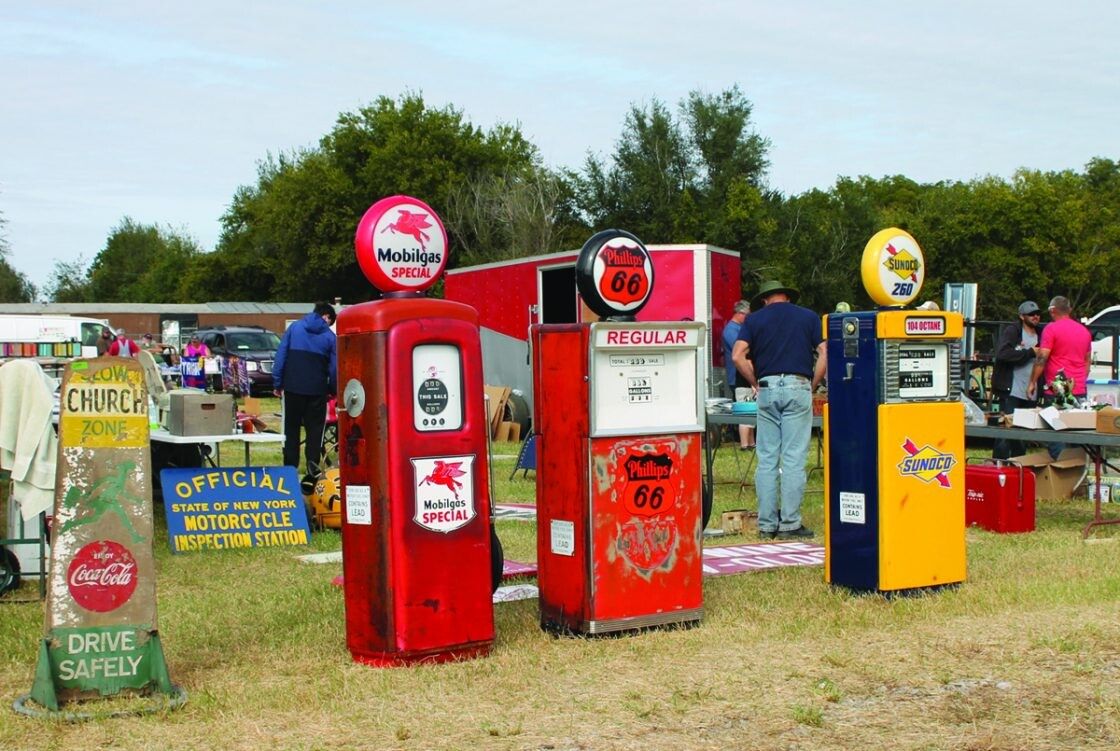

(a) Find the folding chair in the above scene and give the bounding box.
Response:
[509,433,537,480]
[320,397,339,468]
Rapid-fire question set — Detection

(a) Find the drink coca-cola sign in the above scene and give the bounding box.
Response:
[67,540,138,613]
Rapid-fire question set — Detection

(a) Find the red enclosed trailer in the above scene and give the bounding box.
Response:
[443,245,741,416]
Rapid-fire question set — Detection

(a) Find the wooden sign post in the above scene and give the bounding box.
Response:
[26,357,180,712]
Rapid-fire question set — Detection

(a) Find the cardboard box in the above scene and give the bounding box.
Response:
[1097,407,1120,435]
[240,396,263,416]
[1012,408,1045,429]
[1040,407,1097,430]
[721,509,753,535]
[167,391,235,436]
[1011,448,1087,500]
[484,385,511,438]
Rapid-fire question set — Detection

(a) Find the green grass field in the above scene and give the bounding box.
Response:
[1,406,1119,750]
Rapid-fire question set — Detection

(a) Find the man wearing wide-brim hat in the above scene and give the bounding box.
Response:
[731,280,826,539]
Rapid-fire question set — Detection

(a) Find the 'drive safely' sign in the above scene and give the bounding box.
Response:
[160,467,311,553]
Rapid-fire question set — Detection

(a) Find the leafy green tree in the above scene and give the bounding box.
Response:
[213,92,544,301]
[82,218,203,302]
[907,164,1120,321]
[762,176,908,312]
[577,86,773,291]
[44,257,92,302]
[0,212,36,302]
[445,165,588,265]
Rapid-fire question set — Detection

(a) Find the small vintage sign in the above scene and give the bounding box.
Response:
[904,316,946,336]
[411,455,476,533]
[160,466,310,553]
[30,357,177,711]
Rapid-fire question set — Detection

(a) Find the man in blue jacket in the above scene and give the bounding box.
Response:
[274,302,337,475]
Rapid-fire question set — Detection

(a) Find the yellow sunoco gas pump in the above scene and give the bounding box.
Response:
[824,228,966,593]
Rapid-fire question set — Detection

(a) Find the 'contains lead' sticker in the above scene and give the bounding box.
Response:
[838,492,866,524]
[346,485,372,525]
[860,228,925,307]
[550,520,575,556]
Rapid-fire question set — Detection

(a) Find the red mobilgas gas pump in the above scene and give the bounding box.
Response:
[533,230,706,634]
[338,195,495,665]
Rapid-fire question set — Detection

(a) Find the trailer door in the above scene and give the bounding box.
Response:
[538,264,578,324]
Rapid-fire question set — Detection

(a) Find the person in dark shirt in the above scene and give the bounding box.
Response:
[992,301,1044,460]
[274,302,337,476]
[732,281,826,540]
[721,299,755,449]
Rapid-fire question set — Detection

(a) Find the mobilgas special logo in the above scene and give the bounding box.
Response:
[373,208,446,284]
[897,438,956,488]
[883,243,921,282]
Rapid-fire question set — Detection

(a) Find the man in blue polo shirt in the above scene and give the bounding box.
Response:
[731,280,826,539]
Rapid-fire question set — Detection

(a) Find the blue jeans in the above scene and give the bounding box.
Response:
[754,376,813,532]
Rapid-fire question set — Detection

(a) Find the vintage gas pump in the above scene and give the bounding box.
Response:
[824,228,966,593]
[533,230,705,634]
[338,195,495,665]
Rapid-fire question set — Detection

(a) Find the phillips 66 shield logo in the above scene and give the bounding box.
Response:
[603,440,683,574]
[575,229,654,319]
[622,452,676,518]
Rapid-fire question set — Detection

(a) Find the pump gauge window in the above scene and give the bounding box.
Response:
[412,344,464,432]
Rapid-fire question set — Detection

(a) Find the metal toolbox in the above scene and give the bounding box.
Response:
[166,391,234,436]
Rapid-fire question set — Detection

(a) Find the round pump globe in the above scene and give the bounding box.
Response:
[860,228,925,307]
[354,195,449,293]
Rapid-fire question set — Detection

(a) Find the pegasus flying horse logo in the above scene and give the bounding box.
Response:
[381,210,433,251]
[419,460,467,500]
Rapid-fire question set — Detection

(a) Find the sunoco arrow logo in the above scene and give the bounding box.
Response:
[883,243,920,282]
[898,439,955,488]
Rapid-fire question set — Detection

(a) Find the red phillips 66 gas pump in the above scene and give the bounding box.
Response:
[533,230,705,635]
[338,195,495,665]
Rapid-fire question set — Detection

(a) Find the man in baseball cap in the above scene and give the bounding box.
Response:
[992,300,1044,459]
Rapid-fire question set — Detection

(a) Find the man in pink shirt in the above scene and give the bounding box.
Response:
[1028,295,1091,400]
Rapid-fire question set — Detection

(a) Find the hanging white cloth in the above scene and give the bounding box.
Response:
[0,359,59,519]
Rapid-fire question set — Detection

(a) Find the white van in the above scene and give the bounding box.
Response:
[0,314,112,359]
[1085,305,1120,380]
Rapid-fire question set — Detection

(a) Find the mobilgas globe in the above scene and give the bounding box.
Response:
[354,195,450,293]
[860,227,925,307]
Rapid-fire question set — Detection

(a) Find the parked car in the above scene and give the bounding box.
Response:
[195,325,282,396]
[1084,305,1120,380]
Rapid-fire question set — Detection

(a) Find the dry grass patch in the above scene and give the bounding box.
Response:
[1,430,1119,749]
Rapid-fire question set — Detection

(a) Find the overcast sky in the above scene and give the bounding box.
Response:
[3,1,1117,294]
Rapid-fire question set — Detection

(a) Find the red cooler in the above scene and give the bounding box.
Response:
[965,459,1036,533]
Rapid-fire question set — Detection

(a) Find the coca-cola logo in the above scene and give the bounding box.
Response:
[67,540,138,612]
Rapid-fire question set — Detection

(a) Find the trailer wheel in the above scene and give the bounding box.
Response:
[503,391,532,437]
[490,525,504,594]
[0,547,20,595]
[702,479,713,530]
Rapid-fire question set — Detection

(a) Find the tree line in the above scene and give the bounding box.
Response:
[5,88,1118,321]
